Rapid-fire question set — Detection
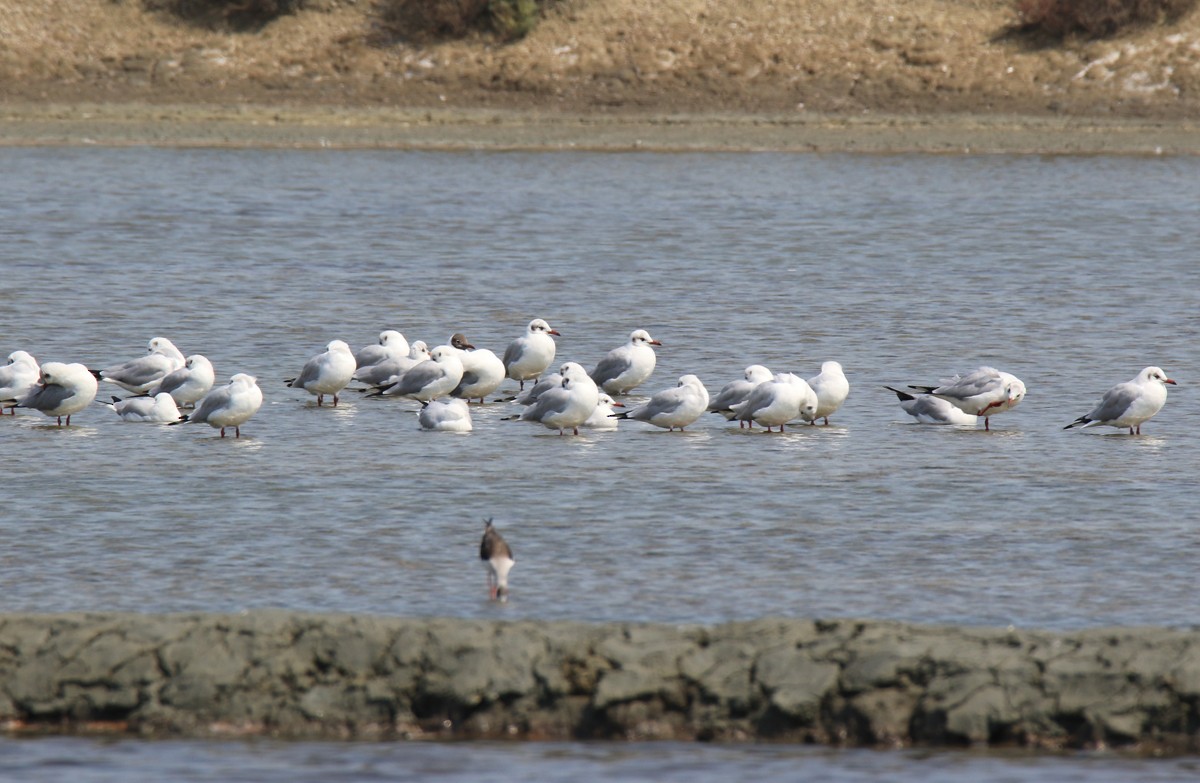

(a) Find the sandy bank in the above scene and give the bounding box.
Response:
[1,612,1198,749]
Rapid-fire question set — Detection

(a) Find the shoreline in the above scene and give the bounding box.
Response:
[3,102,1200,154]
[2,612,1198,750]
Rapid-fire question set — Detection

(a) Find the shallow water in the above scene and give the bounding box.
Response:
[2,147,1199,777]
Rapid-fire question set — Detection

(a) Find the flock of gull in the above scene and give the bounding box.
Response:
[0,317,1179,439]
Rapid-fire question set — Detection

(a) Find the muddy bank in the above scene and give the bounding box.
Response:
[1,612,1198,749]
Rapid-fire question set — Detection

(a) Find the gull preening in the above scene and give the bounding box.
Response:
[418,398,473,432]
[286,339,356,407]
[10,362,98,426]
[144,354,215,408]
[172,373,263,438]
[733,372,817,432]
[92,337,186,393]
[884,386,978,425]
[519,362,600,435]
[479,517,514,602]
[502,319,559,390]
[106,392,180,423]
[909,367,1026,431]
[449,334,506,404]
[808,361,850,425]
[613,374,709,431]
[590,329,661,395]
[1064,366,1176,435]
[708,364,773,428]
[0,350,40,414]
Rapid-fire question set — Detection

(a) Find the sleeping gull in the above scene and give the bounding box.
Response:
[502,319,559,390]
[1064,366,1176,435]
[808,361,850,425]
[613,374,709,431]
[480,517,515,602]
[449,334,506,403]
[590,329,661,395]
[356,341,430,387]
[733,372,817,432]
[883,386,978,425]
[171,373,263,438]
[92,337,186,393]
[0,351,40,414]
[419,398,473,432]
[354,330,409,370]
[708,364,772,428]
[909,367,1026,431]
[143,354,215,408]
[10,362,98,426]
[372,345,464,402]
[286,339,356,406]
[106,392,180,423]
[581,392,624,430]
[519,362,599,435]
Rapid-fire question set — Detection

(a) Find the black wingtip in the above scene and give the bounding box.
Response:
[908,385,937,394]
[90,369,103,380]
[883,385,916,402]
[1063,418,1088,430]
[167,414,190,426]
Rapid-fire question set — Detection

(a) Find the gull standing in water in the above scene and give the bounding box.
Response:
[502,319,559,390]
[733,372,817,432]
[354,330,409,370]
[883,386,978,425]
[449,333,506,404]
[143,354,215,408]
[807,361,850,425]
[909,367,1026,431]
[356,341,430,387]
[9,362,98,426]
[708,364,772,427]
[582,392,624,430]
[613,374,709,431]
[92,337,186,394]
[519,362,599,435]
[0,350,40,414]
[372,345,464,402]
[286,340,356,407]
[171,373,263,438]
[590,329,661,395]
[1064,366,1176,435]
[479,518,515,602]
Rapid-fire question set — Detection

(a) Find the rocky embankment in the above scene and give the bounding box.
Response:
[2,612,1198,749]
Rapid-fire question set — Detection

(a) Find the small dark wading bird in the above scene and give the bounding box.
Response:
[479,518,515,602]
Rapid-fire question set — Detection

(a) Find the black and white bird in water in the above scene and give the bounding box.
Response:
[479,518,515,602]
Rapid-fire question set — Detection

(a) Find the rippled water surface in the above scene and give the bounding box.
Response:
[2,147,1199,779]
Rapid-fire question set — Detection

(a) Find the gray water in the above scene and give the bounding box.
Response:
[2,147,1199,779]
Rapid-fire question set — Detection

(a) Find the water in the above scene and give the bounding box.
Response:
[2,147,1199,778]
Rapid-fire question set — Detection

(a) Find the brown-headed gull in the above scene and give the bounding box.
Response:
[883,386,978,425]
[502,319,559,390]
[286,339,356,407]
[171,373,263,438]
[1064,366,1176,435]
[613,374,709,431]
[354,330,409,369]
[419,398,473,432]
[909,367,1026,431]
[582,392,624,430]
[106,392,180,423]
[708,364,772,428]
[480,517,514,602]
[519,362,599,435]
[449,334,506,403]
[808,361,850,425]
[733,372,817,432]
[10,362,98,426]
[590,329,661,395]
[0,350,40,414]
[92,337,186,393]
[373,345,464,402]
[356,341,430,387]
[143,354,215,408]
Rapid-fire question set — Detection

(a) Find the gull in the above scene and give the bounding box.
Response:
[519,362,599,435]
[480,518,515,602]
[170,373,263,438]
[372,345,464,402]
[285,339,356,406]
[733,373,817,432]
[419,398,473,432]
[1064,366,1176,435]
[590,329,661,395]
[708,364,773,427]
[0,351,40,415]
[581,392,624,430]
[106,392,180,423]
[10,362,98,426]
[513,372,562,406]
[883,386,978,425]
[613,374,709,431]
[449,334,506,403]
[808,361,850,425]
[909,367,1026,431]
[143,354,215,408]
[356,341,430,387]
[503,319,559,390]
[354,330,409,370]
[92,337,186,393]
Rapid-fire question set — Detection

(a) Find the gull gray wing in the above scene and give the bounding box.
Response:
[190,385,234,424]
[521,387,571,421]
[590,354,630,387]
[388,362,443,396]
[21,383,73,412]
[501,340,525,370]
[1086,382,1140,422]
